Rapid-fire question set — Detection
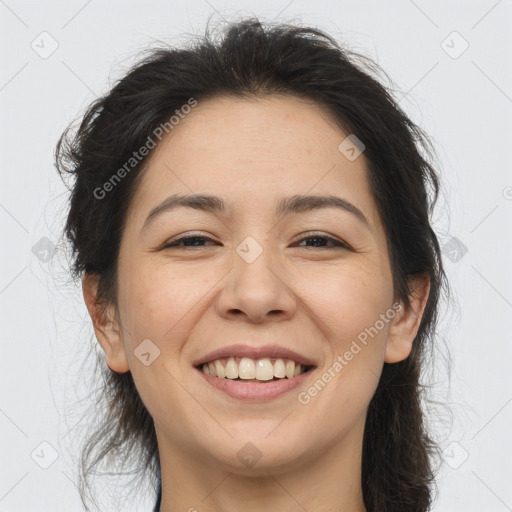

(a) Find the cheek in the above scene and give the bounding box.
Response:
[295,264,391,348]
[116,263,203,417]
[298,267,391,422]
[117,262,215,349]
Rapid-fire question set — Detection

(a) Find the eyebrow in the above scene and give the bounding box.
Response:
[141,193,370,233]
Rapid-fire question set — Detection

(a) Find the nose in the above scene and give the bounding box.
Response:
[215,242,297,323]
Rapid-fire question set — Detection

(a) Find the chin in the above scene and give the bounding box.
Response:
[199,432,312,475]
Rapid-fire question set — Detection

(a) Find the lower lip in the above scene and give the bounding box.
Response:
[196,368,315,401]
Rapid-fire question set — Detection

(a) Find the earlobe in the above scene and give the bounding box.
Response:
[384,274,431,364]
[82,273,130,373]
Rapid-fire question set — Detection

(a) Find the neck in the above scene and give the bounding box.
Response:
[156,416,367,512]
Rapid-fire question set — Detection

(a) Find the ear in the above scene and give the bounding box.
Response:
[384,273,431,363]
[82,273,130,373]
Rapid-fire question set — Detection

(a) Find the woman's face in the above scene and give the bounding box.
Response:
[90,94,425,475]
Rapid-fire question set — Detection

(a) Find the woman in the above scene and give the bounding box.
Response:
[56,17,450,512]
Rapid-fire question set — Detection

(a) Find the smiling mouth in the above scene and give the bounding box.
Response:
[196,356,315,382]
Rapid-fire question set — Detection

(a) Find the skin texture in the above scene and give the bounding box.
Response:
[83,94,430,512]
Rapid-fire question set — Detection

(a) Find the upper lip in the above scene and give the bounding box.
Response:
[193,344,318,368]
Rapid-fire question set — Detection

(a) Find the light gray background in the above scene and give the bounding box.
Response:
[1,1,511,511]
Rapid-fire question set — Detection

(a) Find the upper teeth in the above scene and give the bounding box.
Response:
[201,357,306,380]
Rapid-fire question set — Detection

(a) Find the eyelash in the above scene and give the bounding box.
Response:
[162,233,351,250]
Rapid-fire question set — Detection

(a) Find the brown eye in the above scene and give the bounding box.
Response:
[163,236,217,248]
[295,233,351,250]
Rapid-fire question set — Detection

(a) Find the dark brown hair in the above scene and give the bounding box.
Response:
[56,16,451,512]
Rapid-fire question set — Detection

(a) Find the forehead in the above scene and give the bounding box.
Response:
[150,94,350,165]
[128,94,379,229]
